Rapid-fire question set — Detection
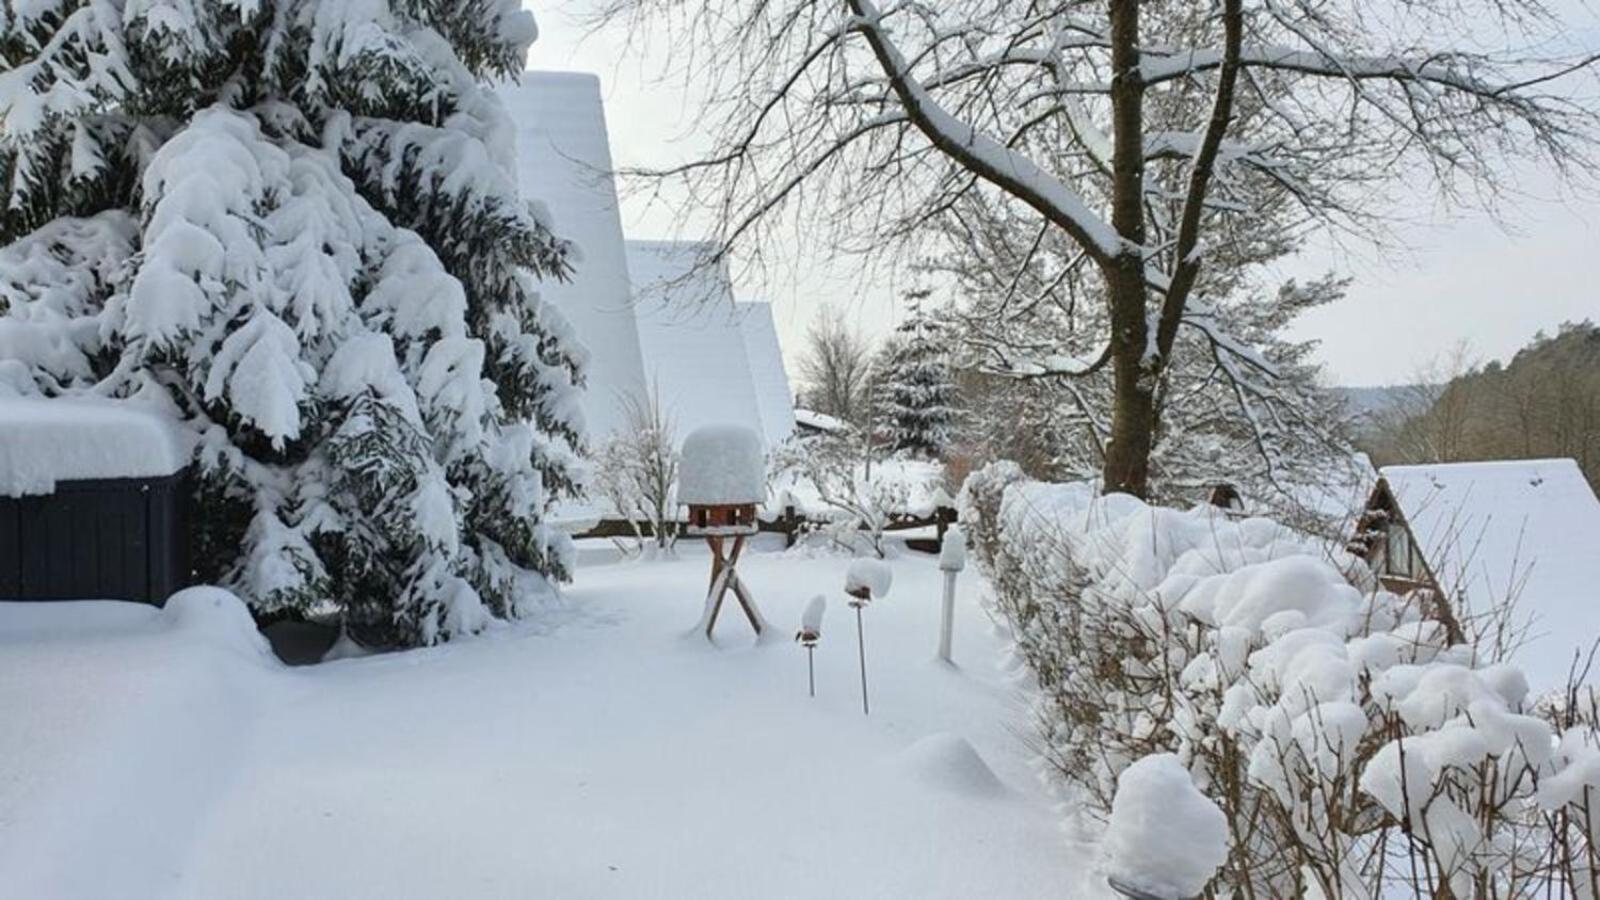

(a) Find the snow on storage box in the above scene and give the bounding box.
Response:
[0,397,191,603]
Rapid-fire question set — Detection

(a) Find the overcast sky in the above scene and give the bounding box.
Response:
[524,2,1600,387]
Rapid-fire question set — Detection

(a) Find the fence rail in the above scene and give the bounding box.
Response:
[575,505,957,553]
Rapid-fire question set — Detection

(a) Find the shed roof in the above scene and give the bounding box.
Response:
[1379,458,1600,693]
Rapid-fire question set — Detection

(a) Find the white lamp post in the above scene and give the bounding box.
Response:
[937,525,966,664]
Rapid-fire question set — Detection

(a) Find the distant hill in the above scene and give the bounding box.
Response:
[1330,384,1427,438]
[1353,322,1600,492]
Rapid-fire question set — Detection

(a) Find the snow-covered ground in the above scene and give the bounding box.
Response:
[1,543,1101,899]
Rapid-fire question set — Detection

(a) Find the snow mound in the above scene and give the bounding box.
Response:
[678,424,766,505]
[164,587,272,659]
[0,396,191,496]
[846,559,894,599]
[896,733,1005,796]
[1103,754,1228,898]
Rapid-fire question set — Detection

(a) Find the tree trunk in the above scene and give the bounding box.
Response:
[1101,0,1155,498]
[1104,338,1158,496]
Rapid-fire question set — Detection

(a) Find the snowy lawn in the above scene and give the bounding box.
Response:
[1,542,1102,899]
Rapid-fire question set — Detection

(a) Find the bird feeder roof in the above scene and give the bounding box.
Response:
[679,424,766,506]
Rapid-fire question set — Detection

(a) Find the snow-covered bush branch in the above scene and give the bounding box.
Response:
[770,433,912,558]
[592,387,679,557]
[960,462,1600,897]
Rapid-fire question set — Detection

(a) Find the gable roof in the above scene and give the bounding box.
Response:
[496,71,649,439]
[625,241,779,447]
[1379,458,1600,692]
[735,302,797,447]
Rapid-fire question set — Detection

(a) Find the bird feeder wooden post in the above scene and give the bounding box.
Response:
[680,425,768,640]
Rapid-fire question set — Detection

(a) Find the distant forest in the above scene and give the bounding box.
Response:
[1355,321,1600,491]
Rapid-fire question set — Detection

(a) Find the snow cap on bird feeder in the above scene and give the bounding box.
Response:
[939,525,967,573]
[844,559,893,605]
[679,423,766,535]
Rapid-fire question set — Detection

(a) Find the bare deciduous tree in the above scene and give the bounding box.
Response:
[596,0,1598,498]
[796,306,876,427]
[593,386,680,556]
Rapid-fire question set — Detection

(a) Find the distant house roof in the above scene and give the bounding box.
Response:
[736,302,798,448]
[626,241,781,447]
[498,74,797,459]
[1377,458,1600,693]
[793,408,848,435]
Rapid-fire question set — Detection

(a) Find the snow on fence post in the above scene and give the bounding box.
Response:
[844,559,893,715]
[937,525,966,664]
[795,595,825,697]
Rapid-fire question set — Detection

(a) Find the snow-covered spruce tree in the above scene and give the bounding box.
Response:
[880,291,955,460]
[0,2,585,647]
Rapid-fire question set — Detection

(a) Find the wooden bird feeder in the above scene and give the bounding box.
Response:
[679,425,768,639]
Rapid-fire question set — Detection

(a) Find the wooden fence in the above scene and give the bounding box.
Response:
[575,505,958,554]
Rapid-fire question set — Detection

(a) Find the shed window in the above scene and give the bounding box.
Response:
[1384,525,1417,579]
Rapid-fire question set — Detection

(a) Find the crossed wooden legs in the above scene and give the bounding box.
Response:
[704,535,763,638]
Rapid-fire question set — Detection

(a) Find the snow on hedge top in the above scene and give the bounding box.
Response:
[678,424,766,505]
[1103,753,1228,898]
[1382,458,1600,691]
[0,396,191,496]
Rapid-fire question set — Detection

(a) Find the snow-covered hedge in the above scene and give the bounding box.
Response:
[961,462,1600,898]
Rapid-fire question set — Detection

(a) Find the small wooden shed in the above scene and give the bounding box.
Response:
[1348,458,1600,692]
[0,397,191,604]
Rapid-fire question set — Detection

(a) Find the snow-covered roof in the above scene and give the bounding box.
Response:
[678,424,766,505]
[626,240,771,444]
[1381,458,1600,691]
[793,408,848,434]
[0,397,191,496]
[736,302,796,447]
[497,72,648,439]
[497,72,796,456]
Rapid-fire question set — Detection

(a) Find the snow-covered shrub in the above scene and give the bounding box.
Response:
[770,433,911,558]
[592,388,679,556]
[962,462,1600,898]
[1103,753,1228,899]
[0,2,585,647]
